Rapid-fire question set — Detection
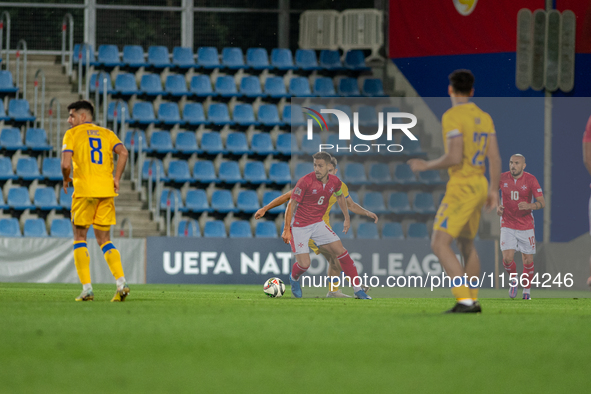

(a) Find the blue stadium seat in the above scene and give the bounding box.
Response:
[313,77,337,96]
[343,50,370,71]
[50,218,74,238]
[73,44,95,65]
[275,133,293,155]
[0,103,10,121]
[0,218,21,237]
[295,49,320,71]
[185,189,212,213]
[362,78,387,97]
[140,74,166,97]
[368,163,393,184]
[388,192,412,214]
[382,222,404,239]
[319,50,344,71]
[158,102,185,126]
[211,190,238,213]
[343,163,369,185]
[175,132,201,155]
[338,78,361,97]
[262,191,285,214]
[24,218,48,237]
[294,162,313,179]
[95,45,123,68]
[9,99,35,122]
[306,104,337,128]
[233,104,260,127]
[193,160,218,184]
[282,104,306,127]
[325,134,348,157]
[262,77,287,98]
[59,187,73,209]
[178,219,201,237]
[165,74,189,97]
[230,221,253,238]
[334,104,354,120]
[122,45,149,69]
[142,159,168,182]
[190,75,216,97]
[172,47,196,70]
[107,101,130,123]
[167,160,192,183]
[0,156,16,180]
[269,162,291,184]
[89,72,113,94]
[113,73,139,97]
[418,170,444,185]
[207,103,233,126]
[25,128,52,151]
[299,134,321,155]
[148,46,171,69]
[150,131,176,154]
[408,223,429,239]
[331,221,353,239]
[201,132,226,155]
[393,164,418,185]
[357,222,379,240]
[251,133,275,156]
[401,137,426,157]
[413,193,437,215]
[7,187,32,210]
[289,77,312,97]
[34,187,61,210]
[271,48,297,70]
[197,47,220,69]
[131,102,156,125]
[1,127,25,151]
[218,161,243,184]
[362,192,388,214]
[160,189,187,212]
[204,220,227,238]
[226,132,251,155]
[16,157,43,181]
[357,106,379,128]
[215,75,240,97]
[258,104,283,127]
[246,48,271,70]
[0,70,18,94]
[183,102,209,125]
[255,221,277,238]
[124,130,150,153]
[244,161,267,184]
[236,190,260,213]
[239,76,265,98]
[222,47,246,70]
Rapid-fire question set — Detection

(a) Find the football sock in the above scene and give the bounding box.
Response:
[523,288,531,295]
[470,286,479,301]
[83,283,92,292]
[101,241,125,280]
[291,262,308,281]
[503,260,517,275]
[73,241,91,285]
[330,277,339,292]
[337,251,361,287]
[451,277,473,306]
[523,262,534,289]
[116,276,127,288]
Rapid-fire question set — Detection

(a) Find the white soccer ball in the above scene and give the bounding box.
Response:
[264,278,286,298]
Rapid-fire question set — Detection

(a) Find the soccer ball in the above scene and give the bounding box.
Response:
[263,278,285,298]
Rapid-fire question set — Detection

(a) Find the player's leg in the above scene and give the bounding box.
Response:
[71,197,95,301]
[514,228,535,300]
[521,253,534,299]
[456,236,480,302]
[288,225,314,298]
[318,245,350,297]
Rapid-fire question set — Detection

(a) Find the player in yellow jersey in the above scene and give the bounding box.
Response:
[61,100,130,302]
[408,70,501,313]
[255,156,378,297]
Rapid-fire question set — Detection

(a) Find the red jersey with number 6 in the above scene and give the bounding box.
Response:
[499,171,543,230]
[291,172,342,227]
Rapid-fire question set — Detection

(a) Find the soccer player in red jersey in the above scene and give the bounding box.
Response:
[282,152,371,299]
[583,116,591,288]
[497,154,545,299]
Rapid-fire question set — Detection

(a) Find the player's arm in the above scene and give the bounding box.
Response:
[407,135,463,172]
[584,141,591,177]
[61,151,73,194]
[281,199,298,244]
[518,195,545,211]
[485,134,501,210]
[113,143,129,194]
[347,198,378,223]
[255,190,292,219]
[335,190,350,234]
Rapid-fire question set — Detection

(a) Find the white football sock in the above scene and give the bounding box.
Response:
[83,283,92,292]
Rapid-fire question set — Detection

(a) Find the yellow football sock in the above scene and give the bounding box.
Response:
[73,241,91,284]
[451,285,472,302]
[101,241,125,280]
[470,287,479,301]
[330,277,339,292]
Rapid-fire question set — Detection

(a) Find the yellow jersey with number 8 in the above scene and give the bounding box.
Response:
[442,102,495,181]
[62,122,123,198]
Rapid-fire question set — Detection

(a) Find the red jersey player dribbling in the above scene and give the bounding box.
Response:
[497,154,545,299]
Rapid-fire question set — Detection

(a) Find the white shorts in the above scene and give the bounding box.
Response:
[500,227,536,255]
[290,222,340,255]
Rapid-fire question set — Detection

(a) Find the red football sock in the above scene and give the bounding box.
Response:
[503,260,517,275]
[337,251,360,286]
[523,262,534,289]
[291,262,308,280]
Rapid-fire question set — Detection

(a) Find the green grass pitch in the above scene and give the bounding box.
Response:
[1,283,589,393]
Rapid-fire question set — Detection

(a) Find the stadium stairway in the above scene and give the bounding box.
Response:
[113,179,162,237]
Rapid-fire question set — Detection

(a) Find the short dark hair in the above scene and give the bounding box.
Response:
[448,69,475,95]
[312,151,333,164]
[330,156,338,168]
[67,100,94,119]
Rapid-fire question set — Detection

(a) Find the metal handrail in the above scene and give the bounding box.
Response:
[33,69,46,129]
[111,99,127,141]
[154,164,162,221]
[15,39,27,100]
[48,97,61,157]
[165,190,180,237]
[182,219,198,237]
[77,42,92,98]
[61,13,74,77]
[102,76,108,126]
[129,130,143,187]
[118,218,133,239]
[94,70,109,124]
[0,11,10,71]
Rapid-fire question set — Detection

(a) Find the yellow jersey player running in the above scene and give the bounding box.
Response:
[255,156,378,298]
[61,100,130,302]
[408,70,501,313]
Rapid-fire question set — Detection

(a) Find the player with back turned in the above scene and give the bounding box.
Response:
[408,69,501,313]
[61,100,130,302]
